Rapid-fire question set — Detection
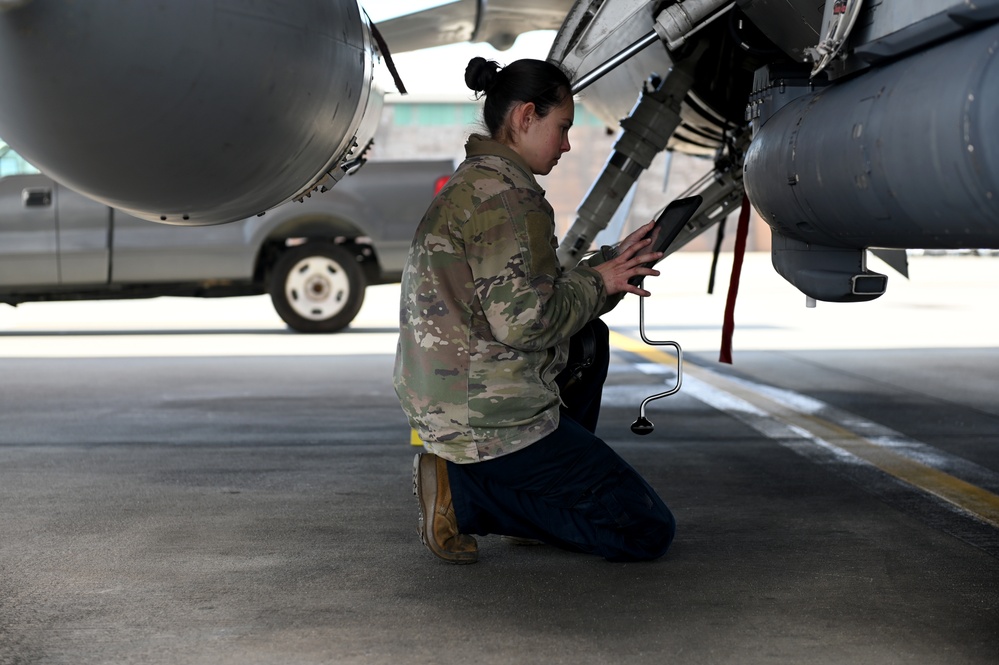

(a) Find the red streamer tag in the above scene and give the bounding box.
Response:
[719,194,752,364]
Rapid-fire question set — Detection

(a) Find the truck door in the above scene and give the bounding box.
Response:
[54,182,112,284]
[112,211,249,282]
[0,145,58,285]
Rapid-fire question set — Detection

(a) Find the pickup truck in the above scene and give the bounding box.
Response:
[0,141,452,332]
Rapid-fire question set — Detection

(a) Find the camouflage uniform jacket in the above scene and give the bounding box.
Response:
[393,134,609,463]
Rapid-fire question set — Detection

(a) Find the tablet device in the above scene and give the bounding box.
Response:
[628,195,702,286]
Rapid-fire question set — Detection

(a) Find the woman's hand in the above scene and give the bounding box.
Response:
[593,220,664,297]
[616,219,659,257]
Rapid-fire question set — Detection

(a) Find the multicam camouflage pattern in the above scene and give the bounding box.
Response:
[393,135,607,463]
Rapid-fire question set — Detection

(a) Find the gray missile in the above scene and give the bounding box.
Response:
[0,0,382,225]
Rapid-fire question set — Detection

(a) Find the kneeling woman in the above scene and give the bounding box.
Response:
[393,56,675,564]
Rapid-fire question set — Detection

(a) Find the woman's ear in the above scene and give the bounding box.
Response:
[509,101,537,136]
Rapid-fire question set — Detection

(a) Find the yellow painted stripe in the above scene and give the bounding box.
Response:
[609,330,999,529]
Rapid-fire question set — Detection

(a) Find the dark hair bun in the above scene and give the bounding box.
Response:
[465,56,500,94]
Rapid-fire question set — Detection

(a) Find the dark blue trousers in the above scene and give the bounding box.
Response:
[447,320,676,562]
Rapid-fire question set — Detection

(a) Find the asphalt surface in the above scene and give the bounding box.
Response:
[0,254,996,664]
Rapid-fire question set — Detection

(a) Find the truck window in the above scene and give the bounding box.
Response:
[0,141,41,177]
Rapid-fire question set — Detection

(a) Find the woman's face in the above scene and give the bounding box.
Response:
[515,96,574,176]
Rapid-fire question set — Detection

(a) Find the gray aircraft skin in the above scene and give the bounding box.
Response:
[0,0,997,302]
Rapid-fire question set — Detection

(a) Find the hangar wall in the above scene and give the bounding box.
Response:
[370,96,770,252]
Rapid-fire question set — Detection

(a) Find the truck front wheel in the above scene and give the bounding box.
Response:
[268,242,366,333]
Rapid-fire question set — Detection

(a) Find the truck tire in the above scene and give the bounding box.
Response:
[268,241,366,333]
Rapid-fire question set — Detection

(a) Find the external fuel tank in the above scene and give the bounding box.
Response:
[0,0,382,225]
[743,22,999,250]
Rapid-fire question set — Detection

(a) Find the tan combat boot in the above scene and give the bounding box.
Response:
[413,453,478,564]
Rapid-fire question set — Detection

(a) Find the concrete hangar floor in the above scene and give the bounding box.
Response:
[0,253,996,664]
